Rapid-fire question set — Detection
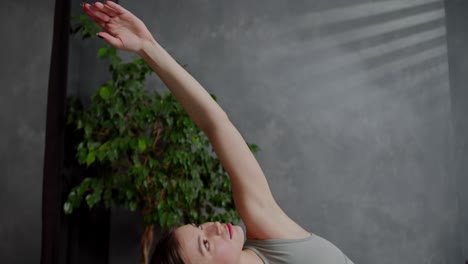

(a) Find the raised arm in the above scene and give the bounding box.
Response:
[82,1,309,240]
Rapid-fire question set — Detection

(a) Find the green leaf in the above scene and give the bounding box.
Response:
[85,194,95,207]
[160,212,168,227]
[126,190,133,200]
[99,86,111,100]
[190,209,199,219]
[138,138,147,152]
[248,143,260,153]
[86,151,96,166]
[97,149,106,161]
[130,138,138,149]
[98,47,107,58]
[129,201,137,211]
[63,202,72,214]
[84,124,93,138]
[157,199,164,210]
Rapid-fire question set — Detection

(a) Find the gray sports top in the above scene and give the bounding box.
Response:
[243,233,355,264]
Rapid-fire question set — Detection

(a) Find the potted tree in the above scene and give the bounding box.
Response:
[64,15,258,264]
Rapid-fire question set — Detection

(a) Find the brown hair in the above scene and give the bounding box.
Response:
[150,227,187,264]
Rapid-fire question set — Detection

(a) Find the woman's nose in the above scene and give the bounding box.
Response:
[214,222,222,235]
[207,222,222,236]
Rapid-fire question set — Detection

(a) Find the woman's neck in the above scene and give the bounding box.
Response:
[239,248,264,264]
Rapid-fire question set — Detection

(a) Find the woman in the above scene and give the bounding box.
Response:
[82,2,355,263]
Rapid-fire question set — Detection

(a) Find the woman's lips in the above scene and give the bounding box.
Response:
[226,223,233,239]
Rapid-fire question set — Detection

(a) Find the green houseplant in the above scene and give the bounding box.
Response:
[64,15,258,264]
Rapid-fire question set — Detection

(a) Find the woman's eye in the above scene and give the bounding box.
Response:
[203,239,210,250]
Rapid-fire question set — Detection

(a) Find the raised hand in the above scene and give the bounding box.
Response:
[81,1,155,53]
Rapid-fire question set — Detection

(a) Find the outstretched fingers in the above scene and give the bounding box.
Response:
[81,3,110,24]
[93,2,119,17]
[104,1,128,15]
[81,2,122,48]
[104,0,127,13]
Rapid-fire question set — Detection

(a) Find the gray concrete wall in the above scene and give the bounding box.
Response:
[0,0,55,263]
[445,0,468,260]
[67,0,465,263]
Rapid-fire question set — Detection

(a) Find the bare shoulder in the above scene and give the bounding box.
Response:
[244,199,311,240]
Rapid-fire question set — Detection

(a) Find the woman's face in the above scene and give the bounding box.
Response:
[175,222,245,264]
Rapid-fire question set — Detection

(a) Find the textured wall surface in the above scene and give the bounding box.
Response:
[0,0,55,263]
[445,0,468,260]
[66,0,464,263]
[1,0,465,263]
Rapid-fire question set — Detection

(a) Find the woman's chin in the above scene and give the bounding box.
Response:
[233,225,245,240]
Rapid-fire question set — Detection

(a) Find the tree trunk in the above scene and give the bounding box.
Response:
[141,224,154,264]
